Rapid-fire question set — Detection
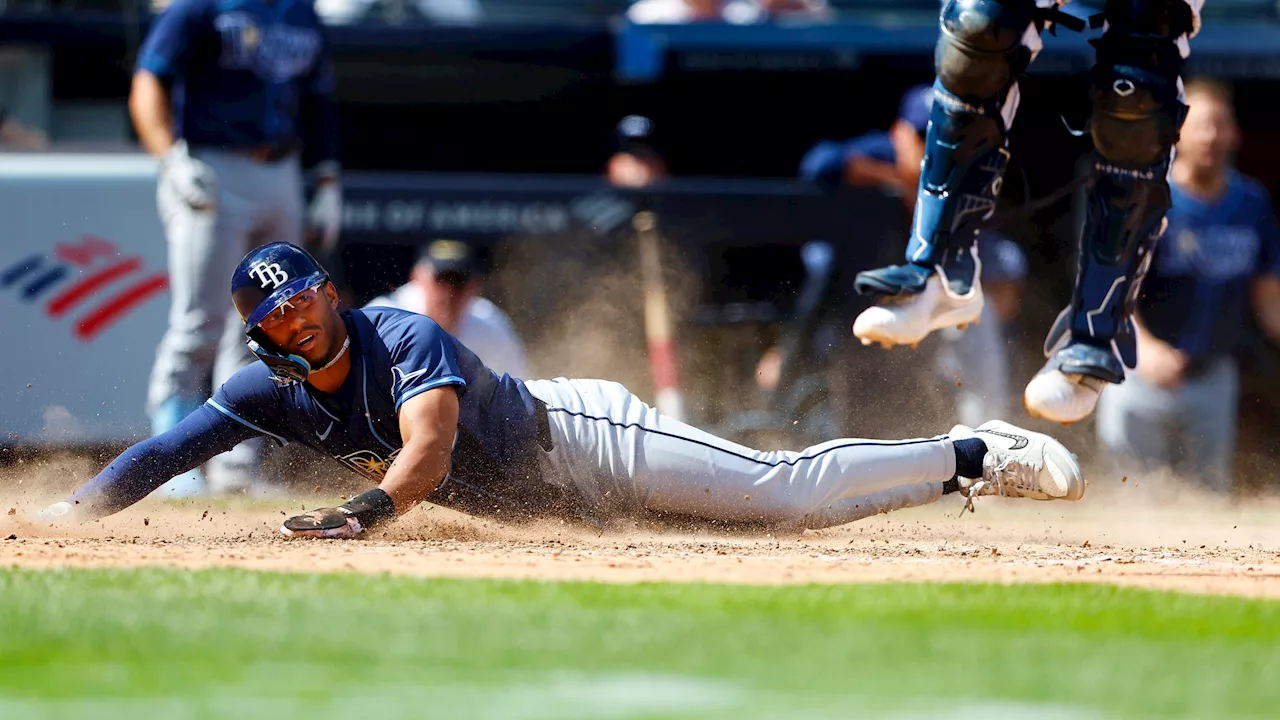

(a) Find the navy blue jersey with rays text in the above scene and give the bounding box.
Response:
[69,307,562,520]
[136,0,338,159]
[1139,171,1280,363]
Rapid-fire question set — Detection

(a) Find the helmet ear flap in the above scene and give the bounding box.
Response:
[246,336,312,385]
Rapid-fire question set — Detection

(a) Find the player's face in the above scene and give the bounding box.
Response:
[257,283,342,363]
[421,271,478,335]
[1177,94,1239,171]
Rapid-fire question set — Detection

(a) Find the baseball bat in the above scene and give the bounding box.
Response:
[633,211,686,422]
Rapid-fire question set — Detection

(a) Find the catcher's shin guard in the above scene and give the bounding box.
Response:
[1049,8,1191,374]
[855,0,1038,299]
[1027,0,1193,423]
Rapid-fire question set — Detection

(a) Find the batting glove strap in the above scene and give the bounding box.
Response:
[338,488,398,531]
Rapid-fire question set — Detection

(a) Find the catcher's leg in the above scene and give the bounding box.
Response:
[853,0,1044,348]
[1024,0,1199,424]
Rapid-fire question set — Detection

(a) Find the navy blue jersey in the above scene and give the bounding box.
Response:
[1139,171,1280,362]
[69,307,565,520]
[137,0,338,159]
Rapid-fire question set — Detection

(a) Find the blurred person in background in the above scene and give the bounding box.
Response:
[849,0,1208,428]
[0,106,49,150]
[797,84,1028,424]
[799,84,935,201]
[130,0,344,497]
[626,0,829,24]
[606,115,668,188]
[1096,79,1280,494]
[366,240,531,379]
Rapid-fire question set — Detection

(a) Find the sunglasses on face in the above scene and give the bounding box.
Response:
[258,287,322,331]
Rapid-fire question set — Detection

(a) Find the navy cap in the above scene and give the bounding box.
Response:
[616,114,653,141]
[898,84,934,134]
[611,114,663,160]
[418,239,480,277]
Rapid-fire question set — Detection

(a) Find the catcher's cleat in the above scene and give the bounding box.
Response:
[1023,338,1120,424]
[853,266,983,348]
[949,420,1085,514]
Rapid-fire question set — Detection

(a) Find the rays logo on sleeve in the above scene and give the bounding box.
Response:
[336,448,401,481]
[391,366,430,395]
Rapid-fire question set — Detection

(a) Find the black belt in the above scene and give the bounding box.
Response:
[533,397,555,453]
[244,142,299,163]
[202,140,300,163]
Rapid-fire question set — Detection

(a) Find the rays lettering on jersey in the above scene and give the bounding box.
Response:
[214,13,320,82]
[1158,226,1260,280]
[337,448,401,481]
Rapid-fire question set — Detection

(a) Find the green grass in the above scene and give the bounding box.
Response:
[1,569,1278,719]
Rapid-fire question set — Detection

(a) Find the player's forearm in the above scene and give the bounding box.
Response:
[1252,277,1280,345]
[844,158,906,192]
[129,71,176,156]
[377,434,452,515]
[60,407,247,521]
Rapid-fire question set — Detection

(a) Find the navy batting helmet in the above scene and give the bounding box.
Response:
[231,242,331,384]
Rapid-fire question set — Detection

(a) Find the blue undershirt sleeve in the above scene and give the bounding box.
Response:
[65,403,260,520]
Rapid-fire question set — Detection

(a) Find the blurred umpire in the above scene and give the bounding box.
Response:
[129,0,342,496]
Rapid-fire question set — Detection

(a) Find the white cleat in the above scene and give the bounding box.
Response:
[1023,370,1108,426]
[949,420,1085,513]
[853,271,983,349]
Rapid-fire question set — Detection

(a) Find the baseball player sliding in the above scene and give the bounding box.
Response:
[37,244,1084,537]
[130,0,342,495]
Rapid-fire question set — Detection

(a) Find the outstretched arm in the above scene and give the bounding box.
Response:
[39,405,258,523]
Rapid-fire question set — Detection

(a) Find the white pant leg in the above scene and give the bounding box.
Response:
[526,378,956,525]
[146,150,259,415]
[936,300,1012,427]
[786,482,944,531]
[204,153,304,493]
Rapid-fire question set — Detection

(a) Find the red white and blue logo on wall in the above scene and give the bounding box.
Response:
[1,235,168,343]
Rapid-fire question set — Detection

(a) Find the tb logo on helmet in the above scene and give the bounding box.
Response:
[249,262,290,289]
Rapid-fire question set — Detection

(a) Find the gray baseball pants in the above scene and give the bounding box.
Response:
[147,149,304,492]
[1096,356,1239,493]
[526,378,950,529]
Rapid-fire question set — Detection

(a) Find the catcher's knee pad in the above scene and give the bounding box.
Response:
[935,0,1038,101]
[903,0,1040,271]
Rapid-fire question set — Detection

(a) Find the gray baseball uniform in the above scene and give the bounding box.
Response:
[136,0,341,493]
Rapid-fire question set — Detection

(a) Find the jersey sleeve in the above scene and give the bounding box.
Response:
[207,364,292,447]
[388,314,468,411]
[65,404,258,520]
[136,0,207,82]
[842,132,897,164]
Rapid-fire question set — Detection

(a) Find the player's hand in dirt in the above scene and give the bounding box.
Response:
[281,507,364,539]
[30,501,78,526]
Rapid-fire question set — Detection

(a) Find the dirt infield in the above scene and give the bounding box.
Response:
[4,458,1280,599]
